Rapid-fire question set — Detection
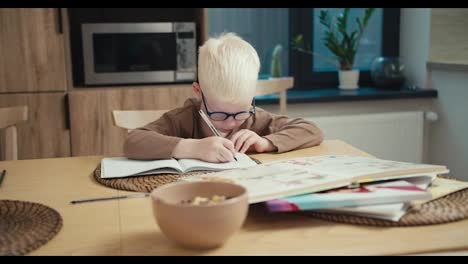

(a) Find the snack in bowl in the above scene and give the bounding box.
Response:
[150,181,248,249]
[180,195,228,205]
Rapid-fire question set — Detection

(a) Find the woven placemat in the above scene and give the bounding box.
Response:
[0,200,63,256]
[299,182,468,227]
[94,157,262,193]
[94,165,214,193]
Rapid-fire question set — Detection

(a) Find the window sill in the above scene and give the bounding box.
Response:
[255,87,438,104]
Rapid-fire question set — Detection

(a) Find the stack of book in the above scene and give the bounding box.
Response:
[265,176,468,222]
[267,176,468,221]
[101,154,465,222]
[180,155,456,222]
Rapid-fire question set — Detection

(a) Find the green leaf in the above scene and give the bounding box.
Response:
[363,8,376,27]
[291,34,305,50]
[356,17,363,33]
[349,31,358,50]
[295,34,303,43]
[336,8,350,35]
[319,9,332,29]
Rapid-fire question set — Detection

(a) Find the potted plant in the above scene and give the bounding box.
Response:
[270,44,283,78]
[292,8,375,89]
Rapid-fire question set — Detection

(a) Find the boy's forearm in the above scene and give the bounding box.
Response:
[124,129,182,160]
[172,138,199,159]
[265,131,323,153]
[261,137,278,152]
[264,120,324,153]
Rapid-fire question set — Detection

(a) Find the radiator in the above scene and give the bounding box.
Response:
[305,111,436,163]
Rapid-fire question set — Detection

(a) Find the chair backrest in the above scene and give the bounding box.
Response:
[0,106,28,160]
[112,110,168,131]
[256,77,294,115]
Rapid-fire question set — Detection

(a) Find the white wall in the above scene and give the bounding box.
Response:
[400,8,431,89]
[429,69,468,181]
[400,8,468,180]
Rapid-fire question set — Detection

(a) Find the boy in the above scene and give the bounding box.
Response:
[124,33,323,163]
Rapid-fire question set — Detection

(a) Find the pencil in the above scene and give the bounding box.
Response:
[0,170,6,187]
[199,110,221,137]
[70,193,149,204]
[198,110,238,161]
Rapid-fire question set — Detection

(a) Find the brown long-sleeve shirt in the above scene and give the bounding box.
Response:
[124,98,324,160]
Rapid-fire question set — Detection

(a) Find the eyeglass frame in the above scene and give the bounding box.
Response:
[200,90,256,121]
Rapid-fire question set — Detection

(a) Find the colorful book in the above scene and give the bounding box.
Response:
[318,203,410,222]
[265,179,432,212]
[306,176,468,222]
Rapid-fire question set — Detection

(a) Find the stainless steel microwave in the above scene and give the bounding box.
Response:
[81,22,197,86]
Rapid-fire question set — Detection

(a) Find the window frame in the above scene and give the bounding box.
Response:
[289,8,401,89]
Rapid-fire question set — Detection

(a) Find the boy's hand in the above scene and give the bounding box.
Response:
[230,129,276,153]
[196,137,236,162]
[172,137,236,163]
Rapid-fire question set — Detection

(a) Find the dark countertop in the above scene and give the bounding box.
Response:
[255,87,438,104]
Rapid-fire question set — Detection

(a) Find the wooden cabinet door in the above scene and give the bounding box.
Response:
[0,93,71,159]
[0,8,67,93]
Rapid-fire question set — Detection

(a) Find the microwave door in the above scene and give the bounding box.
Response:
[83,24,177,85]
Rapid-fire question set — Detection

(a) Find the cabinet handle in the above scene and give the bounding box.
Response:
[57,8,63,34]
[64,93,70,130]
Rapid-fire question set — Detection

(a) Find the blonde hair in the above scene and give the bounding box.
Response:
[197,32,260,101]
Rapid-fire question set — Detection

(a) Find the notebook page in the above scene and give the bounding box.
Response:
[411,177,468,205]
[266,155,448,180]
[181,158,351,203]
[178,152,257,172]
[101,157,182,178]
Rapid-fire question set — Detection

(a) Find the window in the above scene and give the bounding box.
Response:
[207,8,290,79]
[290,8,400,89]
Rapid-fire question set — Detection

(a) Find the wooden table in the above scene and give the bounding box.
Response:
[1,140,467,255]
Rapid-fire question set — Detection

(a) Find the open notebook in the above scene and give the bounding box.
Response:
[100,152,257,179]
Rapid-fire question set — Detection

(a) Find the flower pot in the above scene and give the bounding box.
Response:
[338,70,359,90]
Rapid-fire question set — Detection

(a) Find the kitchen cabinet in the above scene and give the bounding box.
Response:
[0,8,67,93]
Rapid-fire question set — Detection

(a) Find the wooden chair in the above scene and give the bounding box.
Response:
[112,110,168,131]
[0,106,28,160]
[256,77,294,115]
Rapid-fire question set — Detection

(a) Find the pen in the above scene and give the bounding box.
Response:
[70,193,149,204]
[0,170,6,187]
[198,110,238,161]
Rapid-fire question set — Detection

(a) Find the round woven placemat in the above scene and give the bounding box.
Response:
[94,157,262,193]
[0,200,63,256]
[94,165,214,193]
[299,184,468,227]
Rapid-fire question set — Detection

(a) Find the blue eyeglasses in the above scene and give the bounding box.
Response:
[201,91,256,121]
